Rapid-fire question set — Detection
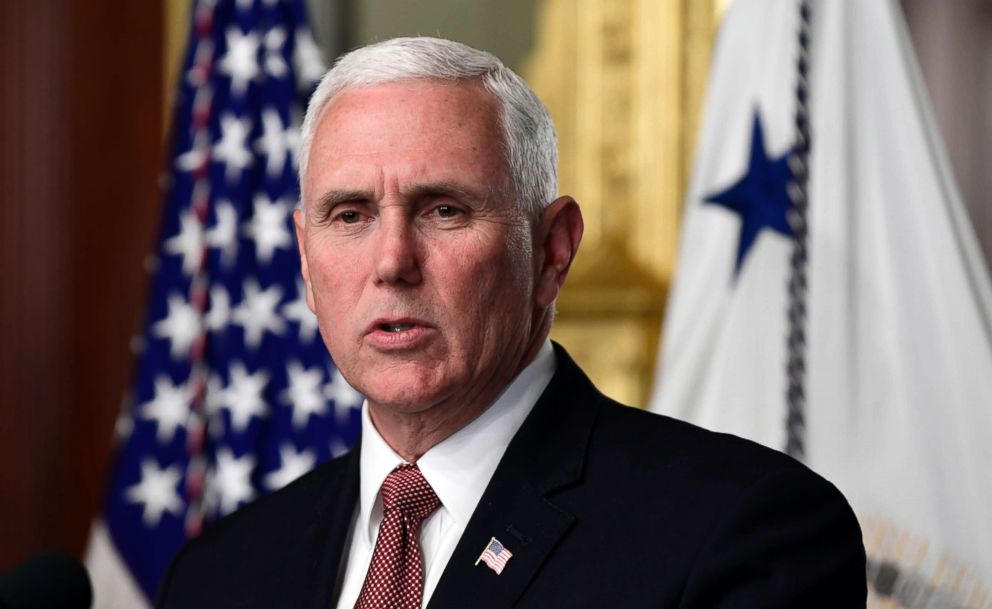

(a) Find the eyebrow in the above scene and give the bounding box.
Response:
[310,189,373,222]
[315,189,374,209]
[400,181,489,206]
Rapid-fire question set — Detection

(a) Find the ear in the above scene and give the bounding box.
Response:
[293,209,316,313]
[534,196,583,309]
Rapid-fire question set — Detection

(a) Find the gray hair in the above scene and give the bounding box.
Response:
[297,37,558,218]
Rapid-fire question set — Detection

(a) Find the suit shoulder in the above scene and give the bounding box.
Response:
[157,453,356,608]
[164,452,352,578]
[204,452,349,543]
[592,400,833,495]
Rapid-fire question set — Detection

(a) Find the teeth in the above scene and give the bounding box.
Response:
[381,323,415,332]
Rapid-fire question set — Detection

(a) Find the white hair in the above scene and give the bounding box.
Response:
[297,37,558,218]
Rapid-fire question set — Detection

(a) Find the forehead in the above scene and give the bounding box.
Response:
[319,79,501,133]
[305,81,508,198]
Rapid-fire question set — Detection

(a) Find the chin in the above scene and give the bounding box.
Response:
[354,365,457,413]
[364,390,453,419]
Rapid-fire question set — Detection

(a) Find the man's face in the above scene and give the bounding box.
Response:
[296,81,540,424]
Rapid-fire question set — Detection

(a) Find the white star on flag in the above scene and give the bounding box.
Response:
[286,105,302,168]
[175,133,211,173]
[243,195,292,264]
[152,294,203,360]
[286,127,301,168]
[124,459,185,527]
[164,209,204,276]
[217,27,260,97]
[293,29,325,88]
[205,200,239,267]
[325,368,363,424]
[281,361,327,429]
[231,279,286,348]
[263,443,316,491]
[263,27,288,78]
[138,376,189,444]
[205,286,231,332]
[213,113,254,183]
[205,373,224,415]
[330,439,350,459]
[207,448,255,516]
[255,108,294,177]
[281,280,319,342]
[204,374,227,439]
[219,362,270,432]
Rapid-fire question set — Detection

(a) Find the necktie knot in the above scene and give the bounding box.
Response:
[380,464,440,523]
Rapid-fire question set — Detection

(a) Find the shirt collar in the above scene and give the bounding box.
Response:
[357,340,556,545]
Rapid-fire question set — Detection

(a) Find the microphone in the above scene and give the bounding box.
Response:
[0,550,92,609]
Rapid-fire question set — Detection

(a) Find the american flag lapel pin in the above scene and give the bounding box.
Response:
[475,536,513,574]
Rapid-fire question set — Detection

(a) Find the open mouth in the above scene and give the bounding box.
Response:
[379,322,416,333]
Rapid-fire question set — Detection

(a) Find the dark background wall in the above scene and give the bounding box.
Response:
[1,0,163,568]
[1,0,990,572]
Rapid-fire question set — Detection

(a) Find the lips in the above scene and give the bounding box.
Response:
[364,317,434,351]
[366,317,432,335]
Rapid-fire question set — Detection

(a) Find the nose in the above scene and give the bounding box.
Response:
[372,213,423,286]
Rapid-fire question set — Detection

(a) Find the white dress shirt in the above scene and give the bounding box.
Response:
[333,340,556,609]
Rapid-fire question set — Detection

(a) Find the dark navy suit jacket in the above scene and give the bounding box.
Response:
[157,344,866,608]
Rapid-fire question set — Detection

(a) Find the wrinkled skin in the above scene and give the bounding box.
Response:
[295,80,582,460]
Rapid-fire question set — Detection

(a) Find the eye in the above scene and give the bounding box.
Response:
[335,209,363,224]
[433,205,461,219]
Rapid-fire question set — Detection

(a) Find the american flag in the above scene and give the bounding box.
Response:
[476,537,513,575]
[101,0,362,601]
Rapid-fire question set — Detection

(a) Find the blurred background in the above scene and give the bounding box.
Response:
[1,0,990,580]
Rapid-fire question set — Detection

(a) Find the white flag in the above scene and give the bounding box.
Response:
[649,0,992,606]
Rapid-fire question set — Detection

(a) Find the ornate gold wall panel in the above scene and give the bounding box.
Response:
[528,0,720,406]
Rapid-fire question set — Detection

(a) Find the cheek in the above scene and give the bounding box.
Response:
[306,246,365,327]
[452,245,533,326]
[308,232,359,285]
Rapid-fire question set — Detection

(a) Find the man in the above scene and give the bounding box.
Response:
[157,37,866,609]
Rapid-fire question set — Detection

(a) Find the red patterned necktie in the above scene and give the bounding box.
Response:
[354,463,441,609]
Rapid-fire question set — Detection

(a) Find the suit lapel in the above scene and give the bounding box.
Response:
[271,438,361,609]
[427,345,600,609]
